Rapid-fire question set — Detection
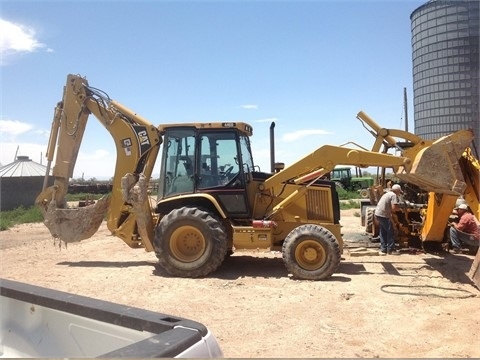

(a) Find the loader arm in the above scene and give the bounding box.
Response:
[355,111,479,242]
[356,110,475,195]
[356,110,427,152]
[36,74,162,249]
[261,145,412,218]
[261,111,474,219]
[262,130,473,195]
[263,145,411,190]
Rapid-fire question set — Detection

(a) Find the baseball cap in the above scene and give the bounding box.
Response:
[455,203,468,210]
[391,184,403,193]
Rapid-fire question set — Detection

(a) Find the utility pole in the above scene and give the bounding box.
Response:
[403,87,409,132]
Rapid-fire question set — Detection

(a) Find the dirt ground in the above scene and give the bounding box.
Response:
[1,209,479,358]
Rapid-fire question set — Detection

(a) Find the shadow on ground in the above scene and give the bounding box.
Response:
[424,254,476,285]
[151,255,359,282]
[57,260,155,268]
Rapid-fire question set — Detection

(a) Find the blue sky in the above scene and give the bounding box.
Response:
[1,0,425,180]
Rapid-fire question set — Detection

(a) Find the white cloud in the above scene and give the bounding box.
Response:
[73,149,115,179]
[0,18,47,65]
[0,140,116,180]
[0,119,34,137]
[77,149,111,161]
[0,118,127,179]
[241,104,258,110]
[33,128,51,137]
[0,119,50,168]
[0,141,46,167]
[282,129,332,142]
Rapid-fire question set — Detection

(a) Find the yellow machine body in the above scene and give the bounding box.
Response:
[36,74,478,281]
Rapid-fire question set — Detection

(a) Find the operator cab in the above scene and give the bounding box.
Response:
[157,122,254,218]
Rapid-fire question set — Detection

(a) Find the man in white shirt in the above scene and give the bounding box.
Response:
[374,184,403,255]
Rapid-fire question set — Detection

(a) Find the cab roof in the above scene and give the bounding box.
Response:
[157,122,253,137]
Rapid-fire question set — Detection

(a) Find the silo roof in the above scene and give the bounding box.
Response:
[0,156,48,177]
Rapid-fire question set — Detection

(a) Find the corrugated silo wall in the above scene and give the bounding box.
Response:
[0,177,54,211]
[411,0,479,145]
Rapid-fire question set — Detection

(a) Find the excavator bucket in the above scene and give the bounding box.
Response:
[39,195,111,243]
[397,129,474,195]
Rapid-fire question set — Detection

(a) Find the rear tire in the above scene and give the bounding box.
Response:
[154,207,227,278]
[365,207,380,237]
[282,224,341,280]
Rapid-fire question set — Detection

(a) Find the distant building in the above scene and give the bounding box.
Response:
[410,0,479,148]
[0,156,52,211]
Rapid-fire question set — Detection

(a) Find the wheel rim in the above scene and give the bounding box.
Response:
[170,225,206,262]
[294,239,327,270]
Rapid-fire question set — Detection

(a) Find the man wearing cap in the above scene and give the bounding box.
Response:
[374,184,403,255]
[449,204,480,253]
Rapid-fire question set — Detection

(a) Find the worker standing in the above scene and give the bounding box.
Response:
[374,184,403,255]
[450,203,480,253]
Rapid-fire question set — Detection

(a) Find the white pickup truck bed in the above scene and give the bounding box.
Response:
[0,279,223,358]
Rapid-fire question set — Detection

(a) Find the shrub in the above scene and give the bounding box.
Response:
[339,200,360,210]
[0,206,43,231]
[336,188,362,200]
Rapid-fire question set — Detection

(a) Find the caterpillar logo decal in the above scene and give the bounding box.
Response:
[137,129,150,147]
[133,125,151,155]
[122,138,132,156]
[121,126,152,157]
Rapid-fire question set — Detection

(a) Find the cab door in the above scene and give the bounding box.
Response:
[197,130,251,219]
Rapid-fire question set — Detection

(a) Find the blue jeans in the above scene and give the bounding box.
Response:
[375,215,395,252]
[450,227,478,249]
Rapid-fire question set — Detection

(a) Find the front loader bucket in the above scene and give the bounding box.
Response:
[40,195,111,243]
[397,129,474,195]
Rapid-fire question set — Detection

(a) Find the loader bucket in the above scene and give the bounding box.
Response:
[40,195,111,243]
[397,130,474,195]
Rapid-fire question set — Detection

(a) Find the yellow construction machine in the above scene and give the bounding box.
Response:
[36,74,477,280]
[356,111,479,251]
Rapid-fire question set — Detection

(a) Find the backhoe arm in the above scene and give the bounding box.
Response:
[36,74,162,249]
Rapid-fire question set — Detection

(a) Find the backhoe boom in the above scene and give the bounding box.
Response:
[36,74,162,248]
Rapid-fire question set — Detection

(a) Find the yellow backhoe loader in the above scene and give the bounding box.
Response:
[36,74,476,280]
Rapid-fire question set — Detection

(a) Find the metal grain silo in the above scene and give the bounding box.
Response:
[410,0,479,147]
[0,156,52,211]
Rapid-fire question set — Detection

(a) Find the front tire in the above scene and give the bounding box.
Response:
[154,207,227,278]
[282,224,341,280]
